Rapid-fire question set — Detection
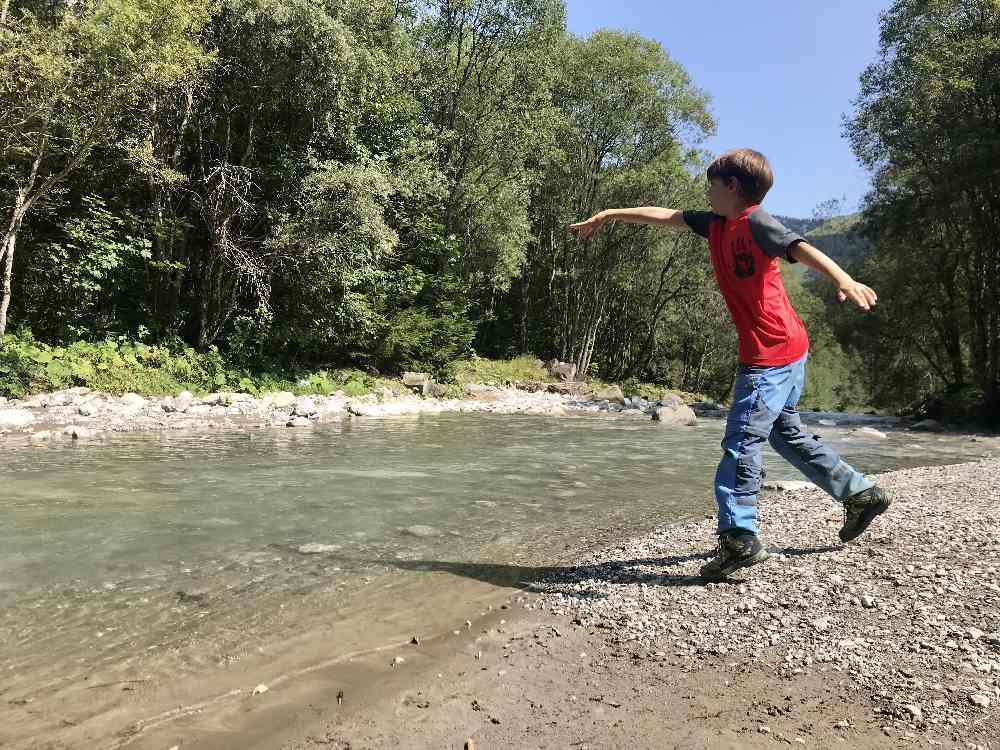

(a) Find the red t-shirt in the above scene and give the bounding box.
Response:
[683,205,809,366]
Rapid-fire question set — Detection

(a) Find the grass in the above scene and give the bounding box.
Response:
[0,335,705,404]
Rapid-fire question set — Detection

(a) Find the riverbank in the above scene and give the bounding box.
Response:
[194,460,997,750]
[0,383,701,441]
[0,380,978,445]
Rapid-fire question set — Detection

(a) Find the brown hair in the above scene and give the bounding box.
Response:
[707,148,774,204]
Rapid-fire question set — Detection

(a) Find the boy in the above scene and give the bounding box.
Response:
[569,148,890,581]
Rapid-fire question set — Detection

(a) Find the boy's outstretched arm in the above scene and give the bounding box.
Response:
[568,207,688,240]
[789,241,878,311]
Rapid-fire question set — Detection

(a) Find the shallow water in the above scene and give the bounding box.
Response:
[0,413,990,742]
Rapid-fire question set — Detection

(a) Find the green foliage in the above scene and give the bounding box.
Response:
[377,307,476,376]
[0,331,230,396]
[845,0,1000,424]
[8,0,978,420]
[446,354,552,386]
[784,271,868,411]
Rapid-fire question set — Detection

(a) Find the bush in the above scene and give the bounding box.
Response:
[378,308,476,376]
[0,332,232,397]
[446,354,552,386]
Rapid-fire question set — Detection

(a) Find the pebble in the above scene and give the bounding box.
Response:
[532,460,1000,733]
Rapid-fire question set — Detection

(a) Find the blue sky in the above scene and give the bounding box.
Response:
[565,0,887,218]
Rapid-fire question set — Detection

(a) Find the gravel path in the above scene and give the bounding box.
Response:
[534,460,1000,739]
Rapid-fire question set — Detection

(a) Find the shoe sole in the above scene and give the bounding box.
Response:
[700,548,770,581]
[839,498,891,542]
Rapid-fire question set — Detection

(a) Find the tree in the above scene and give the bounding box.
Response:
[414,0,564,300]
[847,0,1000,423]
[0,0,211,337]
[524,30,713,379]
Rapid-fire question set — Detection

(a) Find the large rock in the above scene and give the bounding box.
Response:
[651,403,697,426]
[0,409,35,428]
[545,359,578,382]
[593,385,625,404]
[293,395,318,416]
[463,383,502,401]
[263,391,296,409]
[165,390,194,413]
[424,382,449,398]
[50,387,90,406]
[402,372,430,388]
[119,392,146,410]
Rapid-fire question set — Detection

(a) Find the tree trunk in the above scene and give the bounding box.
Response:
[0,227,18,338]
[0,197,26,338]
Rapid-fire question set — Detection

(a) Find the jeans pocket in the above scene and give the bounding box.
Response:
[745,389,778,438]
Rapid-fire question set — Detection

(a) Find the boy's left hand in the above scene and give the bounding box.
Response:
[837,278,878,311]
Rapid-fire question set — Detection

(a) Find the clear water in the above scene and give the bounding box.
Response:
[0,413,989,744]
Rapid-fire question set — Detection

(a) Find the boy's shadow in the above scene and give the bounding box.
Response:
[352,544,843,599]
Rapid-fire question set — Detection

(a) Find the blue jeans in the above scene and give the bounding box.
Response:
[715,352,872,536]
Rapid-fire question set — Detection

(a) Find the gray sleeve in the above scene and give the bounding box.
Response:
[682,210,721,239]
[748,207,805,261]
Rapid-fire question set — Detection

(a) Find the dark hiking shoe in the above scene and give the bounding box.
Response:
[839,485,891,542]
[699,532,769,581]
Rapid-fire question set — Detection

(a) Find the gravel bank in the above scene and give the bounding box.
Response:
[0,384,691,438]
[534,459,1000,738]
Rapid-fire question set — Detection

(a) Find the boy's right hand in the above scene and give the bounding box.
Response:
[568,212,606,241]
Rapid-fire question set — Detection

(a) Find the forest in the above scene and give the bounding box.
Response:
[1,0,997,425]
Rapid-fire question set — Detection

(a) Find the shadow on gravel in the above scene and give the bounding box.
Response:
[776,544,844,557]
[363,553,712,594]
[362,543,849,596]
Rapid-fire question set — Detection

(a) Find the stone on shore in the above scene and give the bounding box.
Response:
[651,401,697,426]
[264,391,296,409]
[593,385,625,404]
[0,409,35,428]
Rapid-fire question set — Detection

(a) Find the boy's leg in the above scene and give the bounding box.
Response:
[767,407,872,500]
[703,361,796,580]
[714,361,799,536]
[766,356,890,540]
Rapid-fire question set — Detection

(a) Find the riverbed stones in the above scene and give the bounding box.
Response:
[285,416,312,428]
[0,381,908,441]
[532,459,1000,734]
[0,409,35,428]
[164,390,194,413]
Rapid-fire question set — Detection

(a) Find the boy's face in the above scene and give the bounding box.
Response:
[707,176,742,216]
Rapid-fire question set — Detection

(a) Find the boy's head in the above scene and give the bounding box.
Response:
[706,148,773,216]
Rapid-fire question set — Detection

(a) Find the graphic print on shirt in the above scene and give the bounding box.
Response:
[731,236,755,278]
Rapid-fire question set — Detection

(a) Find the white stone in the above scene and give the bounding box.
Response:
[297,543,341,554]
[0,409,35,428]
